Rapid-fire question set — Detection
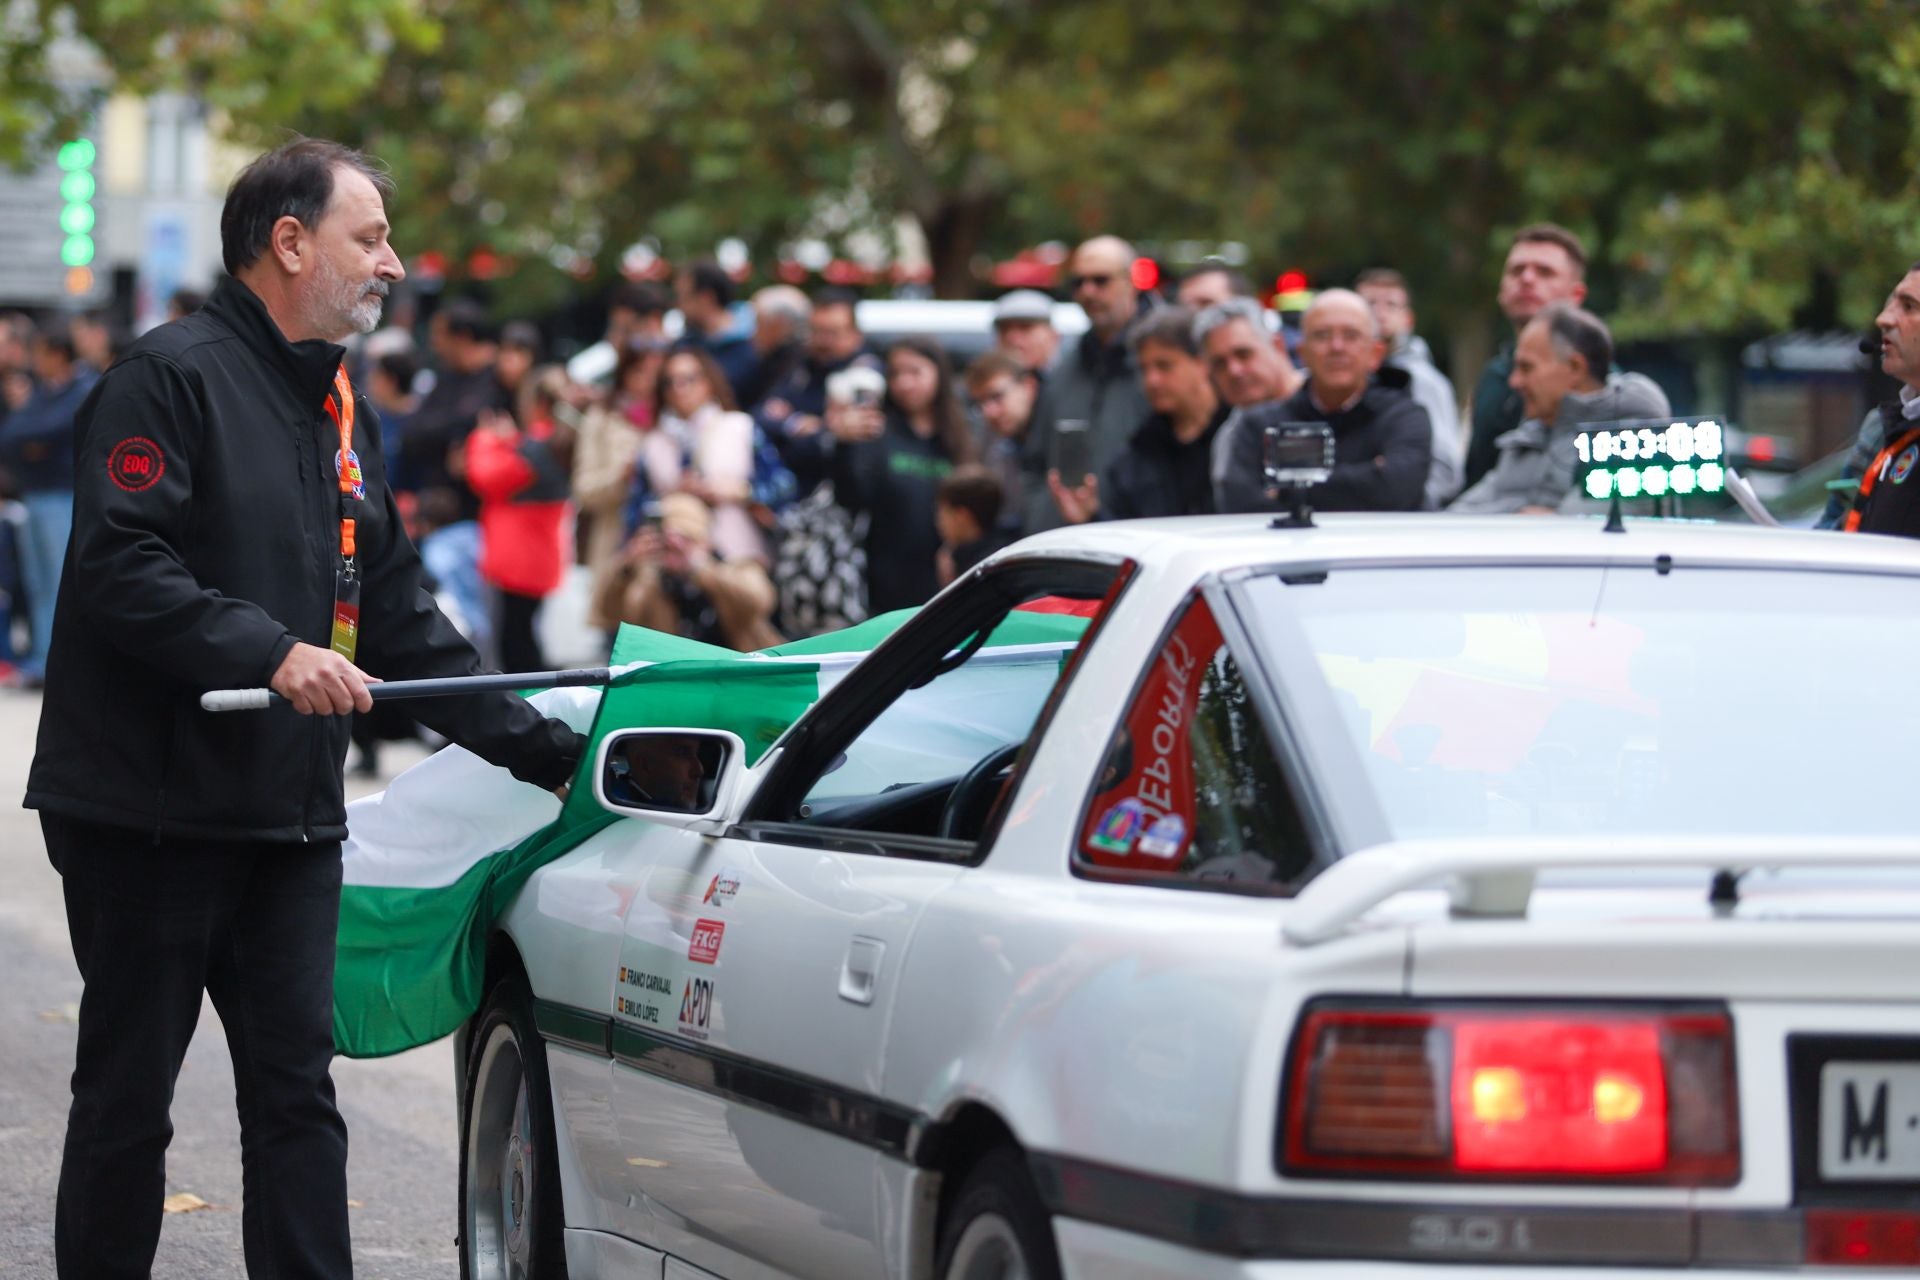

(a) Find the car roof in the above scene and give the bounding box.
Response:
[1003,513,1920,580]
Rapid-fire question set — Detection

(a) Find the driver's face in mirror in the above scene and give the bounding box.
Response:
[609,735,712,812]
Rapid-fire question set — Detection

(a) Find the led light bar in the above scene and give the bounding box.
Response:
[1574,418,1728,501]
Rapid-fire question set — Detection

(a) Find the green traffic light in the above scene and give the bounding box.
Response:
[61,234,94,267]
[60,170,95,203]
[59,203,95,236]
[56,139,95,171]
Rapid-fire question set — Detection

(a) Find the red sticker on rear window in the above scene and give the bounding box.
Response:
[108,437,165,492]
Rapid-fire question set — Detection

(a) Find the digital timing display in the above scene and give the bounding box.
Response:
[1573,418,1726,500]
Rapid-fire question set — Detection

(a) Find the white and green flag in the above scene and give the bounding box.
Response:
[333,606,1089,1058]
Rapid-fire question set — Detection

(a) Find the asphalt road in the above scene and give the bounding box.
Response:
[0,689,460,1280]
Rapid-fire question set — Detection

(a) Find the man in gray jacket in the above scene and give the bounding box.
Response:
[1019,235,1153,533]
[1451,303,1670,514]
[1357,268,1461,508]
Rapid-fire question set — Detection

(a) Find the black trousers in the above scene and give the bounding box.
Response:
[42,814,352,1280]
[494,588,547,674]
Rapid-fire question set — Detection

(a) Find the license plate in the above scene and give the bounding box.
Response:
[1819,1061,1920,1180]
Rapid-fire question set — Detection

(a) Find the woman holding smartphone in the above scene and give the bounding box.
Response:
[826,336,978,613]
[640,348,764,564]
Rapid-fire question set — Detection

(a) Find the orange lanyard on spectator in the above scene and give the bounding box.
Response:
[1843,425,1920,532]
[321,365,357,562]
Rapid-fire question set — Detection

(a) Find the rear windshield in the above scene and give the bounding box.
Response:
[1240,564,1920,843]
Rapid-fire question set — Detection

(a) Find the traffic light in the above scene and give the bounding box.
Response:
[57,138,97,271]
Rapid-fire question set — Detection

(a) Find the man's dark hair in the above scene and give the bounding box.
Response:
[1180,262,1253,298]
[1511,222,1588,276]
[1538,302,1612,380]
[436,298,499,344]
[373,350,420,394]
[964,348,1029,392]
[168,287,207,316]
[609,280,669,318]
[220,137,395,276]
[811,286,861,324]
[500,320,542,356]
[1355,267,1411,300]
[683,260,734,309]
[33,319,76,362]
[936,464,1004,532]
[1129,304,1201,358]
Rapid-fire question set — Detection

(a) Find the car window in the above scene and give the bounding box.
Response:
[1240,564,1920,842]
[767,584,1111,845]
[799,641,1072,813]
[1076,592,1316,890]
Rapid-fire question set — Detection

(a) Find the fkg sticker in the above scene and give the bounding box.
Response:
[689,918,726,964]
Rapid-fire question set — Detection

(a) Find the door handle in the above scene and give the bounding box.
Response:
[838,936,885,1006]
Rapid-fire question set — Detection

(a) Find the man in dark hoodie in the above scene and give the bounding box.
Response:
[1019,235,1154,533]
[1214,288,1431,515]
[26,138,583,1280]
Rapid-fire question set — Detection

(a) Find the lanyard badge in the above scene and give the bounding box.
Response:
[322,366,364,662]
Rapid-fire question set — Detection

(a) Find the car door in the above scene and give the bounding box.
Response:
[607,556,1127,1280]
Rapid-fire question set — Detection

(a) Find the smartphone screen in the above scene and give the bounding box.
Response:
[1051,418,1093,488]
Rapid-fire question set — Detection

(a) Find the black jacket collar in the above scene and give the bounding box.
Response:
[205,276,347,408]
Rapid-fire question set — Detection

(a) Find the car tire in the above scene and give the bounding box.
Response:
[459,974,569,1280]
[934,1146,1062,1280]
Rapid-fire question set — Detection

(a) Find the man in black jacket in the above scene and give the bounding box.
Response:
[1214,288,1432,514]
[1049,305,1228,523]
[25,138,584,1280]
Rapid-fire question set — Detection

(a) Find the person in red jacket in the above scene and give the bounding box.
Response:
[466,365,576,670]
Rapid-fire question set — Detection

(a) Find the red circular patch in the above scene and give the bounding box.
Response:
[108,437,165,493]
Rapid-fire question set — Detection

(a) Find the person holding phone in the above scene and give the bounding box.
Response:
[827,337,979,612]
[1049,305,1228,524]
[1017,235,1155,534]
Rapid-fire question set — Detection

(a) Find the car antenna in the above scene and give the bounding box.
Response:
[1603,489,1626,534]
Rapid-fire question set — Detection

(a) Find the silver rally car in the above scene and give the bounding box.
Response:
[455,514,1920,1279]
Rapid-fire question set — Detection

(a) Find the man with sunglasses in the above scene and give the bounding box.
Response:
[1018,236,1155,534]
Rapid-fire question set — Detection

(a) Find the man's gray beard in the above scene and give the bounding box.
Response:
[311,257,385,339]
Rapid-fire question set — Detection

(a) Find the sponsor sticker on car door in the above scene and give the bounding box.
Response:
[1078,595,1222,868]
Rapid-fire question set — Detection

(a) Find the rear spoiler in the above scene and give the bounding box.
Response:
[1282,835,1920,947]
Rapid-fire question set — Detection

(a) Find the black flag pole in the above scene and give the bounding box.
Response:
[200,666,613,713]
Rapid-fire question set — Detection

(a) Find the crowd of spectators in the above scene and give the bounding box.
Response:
[0,225,1684,703]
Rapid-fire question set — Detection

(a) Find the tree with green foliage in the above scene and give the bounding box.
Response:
[9,0,1920,374]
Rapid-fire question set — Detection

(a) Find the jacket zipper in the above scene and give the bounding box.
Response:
[298,412,316,841]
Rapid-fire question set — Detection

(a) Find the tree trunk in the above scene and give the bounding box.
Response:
[921,192,998,299]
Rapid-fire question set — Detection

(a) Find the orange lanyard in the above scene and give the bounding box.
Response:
[320,365,357,561]
[1843,424,1920,532]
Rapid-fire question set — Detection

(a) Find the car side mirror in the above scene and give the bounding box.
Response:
[593,728,745,828]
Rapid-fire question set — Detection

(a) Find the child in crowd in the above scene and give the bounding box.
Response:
[934,464,1012,586]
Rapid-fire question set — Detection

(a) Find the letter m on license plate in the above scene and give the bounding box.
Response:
[1820,1062,1920,1180]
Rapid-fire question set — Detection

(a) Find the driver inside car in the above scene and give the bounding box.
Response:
[607,736,709,811]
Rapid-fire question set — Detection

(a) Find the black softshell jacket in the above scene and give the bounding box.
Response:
[26,277,581,842]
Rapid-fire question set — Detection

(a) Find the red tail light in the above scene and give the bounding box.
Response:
[1806,1210,1920,1267]
[1282,1002,1739,1185]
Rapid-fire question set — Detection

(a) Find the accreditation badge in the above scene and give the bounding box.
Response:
[330,565,363,662]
